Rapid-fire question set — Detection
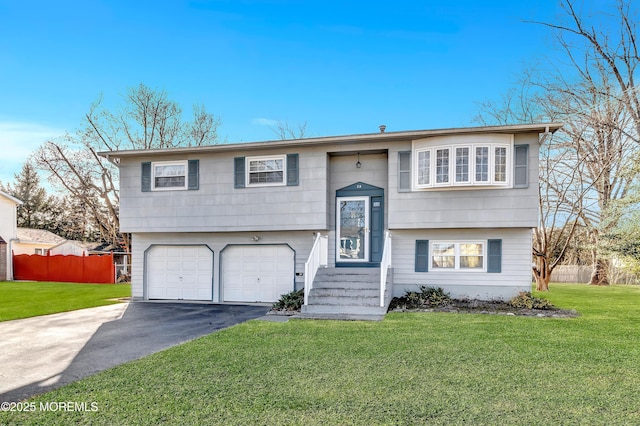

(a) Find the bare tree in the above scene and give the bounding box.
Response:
[269,120,308,140]
[33,84,221,252]
[475,0,640,288]
[558,89,638,284]
[530,0,640,285]
[532,131,594,291]
[528,0,640,143]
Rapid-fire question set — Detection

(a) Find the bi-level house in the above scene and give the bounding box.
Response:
[102,123,561,318]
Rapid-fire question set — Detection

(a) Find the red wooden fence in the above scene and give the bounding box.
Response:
[12,252,115,284]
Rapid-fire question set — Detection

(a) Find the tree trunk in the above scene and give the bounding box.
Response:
[589,257,610,285]
[533,256,551,292]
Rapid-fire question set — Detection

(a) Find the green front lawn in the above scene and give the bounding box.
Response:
[3,284,640,425]
[0,282,131,322]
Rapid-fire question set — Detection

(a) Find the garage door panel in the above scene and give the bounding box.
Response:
[258,262,276,273]
[259,276,275,286]
[196,259,211,270]
[181,259,198,270]
[147,245,213,301]
[222,245,294,303]
[242,262,260,273]
[165,286,181,299]
[224,288,243,301]
[182,287,208,300]
[276,261,292,272]
[166,259,181,269]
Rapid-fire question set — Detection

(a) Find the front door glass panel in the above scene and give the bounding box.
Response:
[337,197,369,262]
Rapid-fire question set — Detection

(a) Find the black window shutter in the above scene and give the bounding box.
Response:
[188,160,199,190]
[514,145,529,188]
[234,157,245,188]
[398,151,411,192]
[415,240,429,272]
[286,153,299,186]
[487,239,502,273]
[141,162,151,192]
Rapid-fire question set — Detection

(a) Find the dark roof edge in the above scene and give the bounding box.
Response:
[98,122,563,158]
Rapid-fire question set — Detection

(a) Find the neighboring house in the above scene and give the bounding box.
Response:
[0,191,22,280]
[101,123,562,318]
[50,240,118,256]
[13,228,66,255]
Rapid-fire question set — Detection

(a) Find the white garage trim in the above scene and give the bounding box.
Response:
[220,244,295,303]
[144,244,214,301]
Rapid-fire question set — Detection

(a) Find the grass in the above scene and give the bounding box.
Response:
[0,282,131,322]
[2,283,640,425]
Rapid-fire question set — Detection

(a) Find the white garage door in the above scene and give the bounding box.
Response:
[147,245,213,301]
[222,245,294,303]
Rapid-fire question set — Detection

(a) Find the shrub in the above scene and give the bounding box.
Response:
[390,286,451,310]
[509,291,554,310]
[272,288,304,311]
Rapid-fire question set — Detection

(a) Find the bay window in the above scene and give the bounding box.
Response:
[414,143,510,189]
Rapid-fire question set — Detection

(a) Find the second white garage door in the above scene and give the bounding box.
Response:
[146,245,213,301]
[222,245,295,303]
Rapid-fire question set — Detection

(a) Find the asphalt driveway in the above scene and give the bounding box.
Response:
[0,302,269,403]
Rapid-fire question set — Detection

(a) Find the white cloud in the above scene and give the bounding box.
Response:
[251,117,279,127]
[0,121,64,185]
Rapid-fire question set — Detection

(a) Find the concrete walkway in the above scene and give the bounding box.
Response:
[0,302,269,403]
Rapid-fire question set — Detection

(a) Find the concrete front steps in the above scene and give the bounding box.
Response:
[298,267,392,321]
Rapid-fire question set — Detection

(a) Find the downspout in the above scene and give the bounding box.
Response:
[8,238,19,281]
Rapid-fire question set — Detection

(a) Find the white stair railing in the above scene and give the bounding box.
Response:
[304,233,328,305]
[379,231,392,307]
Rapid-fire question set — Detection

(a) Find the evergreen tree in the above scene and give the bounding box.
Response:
[1,162,52,229]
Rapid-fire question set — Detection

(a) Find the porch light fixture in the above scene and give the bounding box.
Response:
[356,153,361,168]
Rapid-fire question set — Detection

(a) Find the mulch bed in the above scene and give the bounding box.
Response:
[390,299,579,318]
[268,299,579,318]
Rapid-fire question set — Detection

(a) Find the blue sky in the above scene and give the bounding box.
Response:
[0,0,568,185]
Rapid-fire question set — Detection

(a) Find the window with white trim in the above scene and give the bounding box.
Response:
[431,241,485,271]
[435,148,450,184]
[247,155,286,186]
[455,146,470,184]
[494,146,507,183]
[475,146,489,183]
[152,161,187,190]
[415,144,510,189]
[417,150,430,185]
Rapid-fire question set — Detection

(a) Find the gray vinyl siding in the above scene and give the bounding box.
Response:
[130,231,315,301]
[387,133,540,229]
[120,133,540,233]
[119,149,329,233]
[390,228,532,300]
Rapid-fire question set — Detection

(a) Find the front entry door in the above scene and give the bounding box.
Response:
[337,196,370,263]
